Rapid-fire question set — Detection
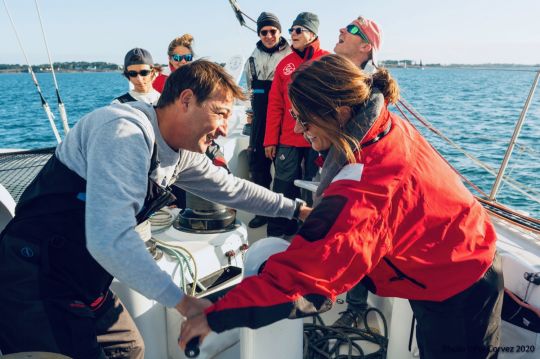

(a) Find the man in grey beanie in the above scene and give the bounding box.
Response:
[264,11,329,237]
[291,12,320,35]
[243,12,291,229]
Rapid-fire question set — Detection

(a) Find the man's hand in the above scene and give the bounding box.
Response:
[245,111,253,124]
[298,205,312,222]
[265,145,276,159]
[175,295,212,318]
[179,312,212,350]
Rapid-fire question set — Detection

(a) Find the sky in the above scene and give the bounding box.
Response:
[1,0,540,66]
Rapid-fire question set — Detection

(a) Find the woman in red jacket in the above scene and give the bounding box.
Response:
[181,55,503,359]
[264,12,330,237]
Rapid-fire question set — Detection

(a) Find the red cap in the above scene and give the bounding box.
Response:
[352,16,382,65]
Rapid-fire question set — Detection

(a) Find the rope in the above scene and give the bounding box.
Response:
[395,99,540,204]
[227,0,256,33]
[152,238,199,296]
[34,0,70,135]
[149,207,175,233]
[239,9,256,24]
[394,100,486,196]
[303,308,388,359]
[3,0,61,143]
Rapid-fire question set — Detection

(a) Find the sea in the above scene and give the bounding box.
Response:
[0,67,539,218]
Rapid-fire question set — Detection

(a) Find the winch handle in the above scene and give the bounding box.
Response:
[184,336,200,358]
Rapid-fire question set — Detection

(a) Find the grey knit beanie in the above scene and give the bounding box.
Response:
[292,12,319,35]
[257,12,282,34]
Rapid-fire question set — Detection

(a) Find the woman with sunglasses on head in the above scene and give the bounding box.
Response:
[153,34,194,93]
[180,54,503,359]
[264,12,329,237]
[112,48,161,105]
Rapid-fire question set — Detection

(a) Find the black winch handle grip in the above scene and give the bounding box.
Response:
[184,336,200,358]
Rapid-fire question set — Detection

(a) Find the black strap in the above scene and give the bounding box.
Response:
[360,121,392,149]
[114,93,137,103]
[249,57,258,81]
[149,142,159,175]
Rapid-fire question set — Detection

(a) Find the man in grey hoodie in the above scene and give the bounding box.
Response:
[0,60,308,358]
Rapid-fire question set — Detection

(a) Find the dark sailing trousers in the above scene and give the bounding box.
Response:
[345,282,369,313]
[0,233,144,359]
[249,146,272,189]
[267,145,318,237]
[409,254,504,359]
[249,76,273,191]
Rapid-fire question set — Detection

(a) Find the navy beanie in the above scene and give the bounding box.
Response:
[257,12,282,34]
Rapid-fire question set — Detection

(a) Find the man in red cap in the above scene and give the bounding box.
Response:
[335,15,381,73]
[331,15,383,328]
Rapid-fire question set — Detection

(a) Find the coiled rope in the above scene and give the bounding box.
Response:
[144,208,201,296]
[303,308,388,359]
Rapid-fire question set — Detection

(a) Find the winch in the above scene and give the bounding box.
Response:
[175,193,238,233]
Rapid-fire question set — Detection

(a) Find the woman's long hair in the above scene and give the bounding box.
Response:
[288,54,399,162]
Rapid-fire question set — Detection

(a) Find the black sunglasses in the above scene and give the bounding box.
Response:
[125,69,152,78]
[288,27,309,35]
[171,53,193,62]
[289,109,309,131]
[260,29,278,36]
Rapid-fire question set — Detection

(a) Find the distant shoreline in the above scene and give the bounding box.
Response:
[0,62,538,74]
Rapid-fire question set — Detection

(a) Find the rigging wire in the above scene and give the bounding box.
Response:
[2,0,61,143]
[34,0,69,135]
[394,101,487,197]
[227,0,257,33]
[395,99,540,204]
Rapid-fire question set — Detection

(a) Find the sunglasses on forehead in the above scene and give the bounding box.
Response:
[260,29,277,36]
[288,27,309,35]
[125,69,152,77]
[171,53,193,62]
[346,24,370,43]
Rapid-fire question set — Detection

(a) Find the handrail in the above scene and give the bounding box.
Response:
[489,70,540,200]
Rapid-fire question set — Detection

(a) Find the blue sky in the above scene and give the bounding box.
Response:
[2,0,539,65]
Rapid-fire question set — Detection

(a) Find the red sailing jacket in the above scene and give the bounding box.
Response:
[205,106,497,332]
[263,39,330,147]
[152,63,176,93]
